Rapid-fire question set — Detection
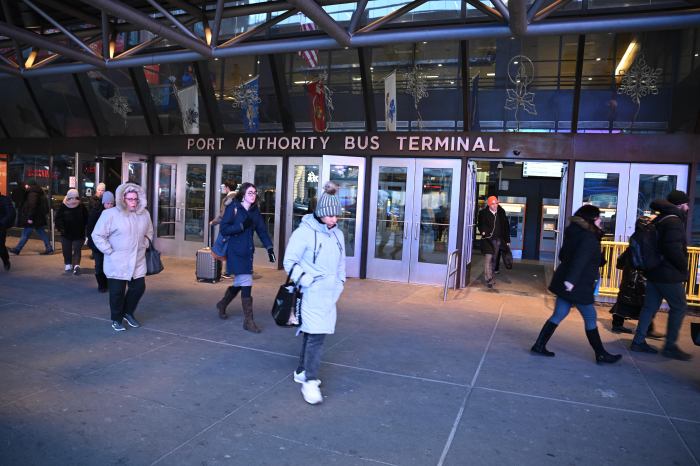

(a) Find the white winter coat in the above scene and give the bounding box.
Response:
[283,214,346,335]
[91,183,154,281]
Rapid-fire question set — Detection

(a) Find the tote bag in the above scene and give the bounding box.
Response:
[145,237,164,275]
[271,264,304,327]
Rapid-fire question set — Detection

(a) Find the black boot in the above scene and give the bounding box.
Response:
[611,313,633,334]
[216,286,240,319]
[585,328,622,364]
[241,296,261,333]
[531,321,558,357]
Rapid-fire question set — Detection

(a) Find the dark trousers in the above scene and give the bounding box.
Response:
[61,238,83,267]
[297,332,326,381]
[92,247,107,290]
[634,281,687,349]
[108,277,146,322]
[0,228,8,266]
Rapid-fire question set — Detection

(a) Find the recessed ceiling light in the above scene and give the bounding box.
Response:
[437,63,443,67]
[450,81,454,84]
[257,60,260,64]
[595,57,601,61]
[513,61,519,65]
[486,72,495,76]
[248,73,252,77]
[422,41,427,44]
[214,58,219,61]
[696,53,699,57]
[370,67,374,70]
[587,77,593,81]
[425,75,439,78]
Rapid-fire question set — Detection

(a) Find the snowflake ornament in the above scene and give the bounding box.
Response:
[617,55,662,105]
[185,107,199,127]
[405,65,429,128]
[504,55,537,131]
[109,90,131,119]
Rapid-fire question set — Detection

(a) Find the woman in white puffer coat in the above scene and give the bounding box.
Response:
[92,182,154,332]
[283,181,346,405]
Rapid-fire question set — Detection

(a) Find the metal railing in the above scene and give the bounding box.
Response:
[599,241,700,305]
[443,249,460,302]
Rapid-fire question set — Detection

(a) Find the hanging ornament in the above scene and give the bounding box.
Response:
[405,65,428,129]
[504,55,537,132]
[307,71,334,132]
[109,88,131,121]
[230,76,261,132]
[617,54,662,129]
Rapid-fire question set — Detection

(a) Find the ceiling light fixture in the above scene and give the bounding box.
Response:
[24,49,37,69]
[615,39,638,76]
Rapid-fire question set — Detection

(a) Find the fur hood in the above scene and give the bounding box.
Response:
[569,215,603,239]
[115,182,147,214]
[222,191,237,207]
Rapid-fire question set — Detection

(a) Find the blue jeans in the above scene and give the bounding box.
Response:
[633,281,687,349]
[15,226,51,251]
[548,296,598,331]
[297,333,326,381]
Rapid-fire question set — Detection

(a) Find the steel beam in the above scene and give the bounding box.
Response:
[527,0,547,22]
[288,0,351,47]
[357,47,375,131]
[212,0,225,45]
[348,0,368,33]
[22,0,100,57]
[508,0,528,36]
[83,0,213,57]
[34,0,99,26]
[0,21,105,68]
[464,0,502,22]
[1,0,25,69]
[4,9,700,78]
[490,0,510,22]
[219,9,296,48]
[268,54,295,132]
[356,0,428,34]
[166,0,202,19]
[534,0,574,22]
[193,61,224,134]
[144,0,198,40]
[128,67,162,135]
[101,10,110,59]
[0,63,19,75]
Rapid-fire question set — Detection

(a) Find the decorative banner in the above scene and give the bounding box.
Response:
[307,80,327,132]
[405,65,428,129]
[144,65,160,85]
[384,70,397,132]
[231,75,261,133]
[504,55,537,132]
[174,84,199,134]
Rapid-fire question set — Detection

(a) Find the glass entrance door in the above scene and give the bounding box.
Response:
[322,155,366,278]
[286,157,322,245]
[121,152,148,187]
[215,157,282,269]
[461,160,478,286]
[367,158,461,285]
[154,156,210,257]
[573,162,688,241]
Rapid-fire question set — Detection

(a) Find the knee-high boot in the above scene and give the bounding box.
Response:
[585,328,622,364]
[241,296,261,333]
[216,286,240,319]
[531,320,558,357]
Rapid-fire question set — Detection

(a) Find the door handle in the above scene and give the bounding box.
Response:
[404,221,410,240]
[414,221,419,241]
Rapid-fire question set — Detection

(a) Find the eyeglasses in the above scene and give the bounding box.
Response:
[245,191,257,196]
[125,197,139,202]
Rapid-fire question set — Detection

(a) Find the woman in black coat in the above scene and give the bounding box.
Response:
[54,189,88,275]
[531,204,621,364]
[214,182,275,332]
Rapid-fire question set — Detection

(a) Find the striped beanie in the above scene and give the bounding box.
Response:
[315,181,342,218]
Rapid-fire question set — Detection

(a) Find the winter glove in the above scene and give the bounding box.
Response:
[242,216,253,230]
[267,248,276,263]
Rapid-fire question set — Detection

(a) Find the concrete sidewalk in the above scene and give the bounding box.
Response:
[1,244,699,465]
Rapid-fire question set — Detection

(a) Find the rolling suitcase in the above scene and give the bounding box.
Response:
[196,227,222,283]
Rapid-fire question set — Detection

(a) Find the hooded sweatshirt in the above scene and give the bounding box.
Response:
[91,183,154,280]
[283,213,346,335]
[54,189,88,240]
[645,199,688,283]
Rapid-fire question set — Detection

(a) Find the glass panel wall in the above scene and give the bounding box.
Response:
[28,75,94,137]
[84,69,149,136]
[0,79,47,138]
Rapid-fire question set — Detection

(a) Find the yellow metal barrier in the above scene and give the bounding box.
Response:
[599,241,700,305]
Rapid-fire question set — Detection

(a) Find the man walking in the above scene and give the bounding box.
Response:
[631,190,693,361]
[477,195,510,288]
[0,191,14,270]
[10,181,53,255]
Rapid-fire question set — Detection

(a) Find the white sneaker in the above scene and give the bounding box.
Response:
[294,370,321,386]
[301,379,323,405]
[64,264,71,272]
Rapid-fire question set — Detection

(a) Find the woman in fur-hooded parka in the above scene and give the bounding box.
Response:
[91,183,154,281]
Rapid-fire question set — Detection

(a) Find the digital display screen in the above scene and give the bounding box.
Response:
[522,162,564,178]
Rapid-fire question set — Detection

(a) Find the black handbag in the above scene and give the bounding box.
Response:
[145,237,164,276]
[271,264,304,327]
[501,243,513,270]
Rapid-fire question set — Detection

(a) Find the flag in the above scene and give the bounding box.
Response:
[470,73,480,131]
[175,84,199,134]
[307,80,327,132]
[144,65,160,85]
[298,15,318,68]
[242,76,260,133]
[384,70,397,132]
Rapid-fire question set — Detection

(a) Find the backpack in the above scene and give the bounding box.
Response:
[628,215,676,272]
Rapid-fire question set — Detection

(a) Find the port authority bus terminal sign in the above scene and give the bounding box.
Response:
[184,133,502,156]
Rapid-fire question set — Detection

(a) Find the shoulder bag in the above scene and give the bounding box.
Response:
[271,263,304,327]
[145,237,164,275]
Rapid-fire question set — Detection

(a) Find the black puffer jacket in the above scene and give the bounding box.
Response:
[19,185,48,228]
[477,205,510,255]
[86,202,104,249]
[549,216,604,305]
[55,203,88,241]
[645,199,688,283]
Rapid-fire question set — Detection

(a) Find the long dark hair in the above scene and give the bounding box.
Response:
[235,182,257,205]
[574,204,601,226]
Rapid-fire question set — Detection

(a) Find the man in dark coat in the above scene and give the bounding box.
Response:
[0,191,15,270]
[631,190,693,361]
[477,195,510,288]
[10,182,53,255]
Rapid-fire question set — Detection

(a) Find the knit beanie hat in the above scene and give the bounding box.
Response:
[315,181,342,218]
[102,191,115,206]
[666,190,689,206]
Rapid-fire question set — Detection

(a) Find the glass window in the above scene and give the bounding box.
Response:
[83,69,149,136]
[329,164,359,256]
[419,167,452,264]
[254,165,277,246]
[8,155,50,202]
[185,164,207,242]
[0,79,46,137]
[28,75,94,137]
[375,166,407,260]
[582,172,619,238]
[77,153,97,201]
[50,154,76,209]
[143,63,212,135]
[291,164,319,230]
[693,169,700,246]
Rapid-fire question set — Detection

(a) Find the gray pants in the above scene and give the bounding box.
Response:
[297,333,326,381]
[484,238,501,284]
[633,280,687,349]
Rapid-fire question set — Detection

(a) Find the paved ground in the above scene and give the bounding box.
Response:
[1,241,699,466]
